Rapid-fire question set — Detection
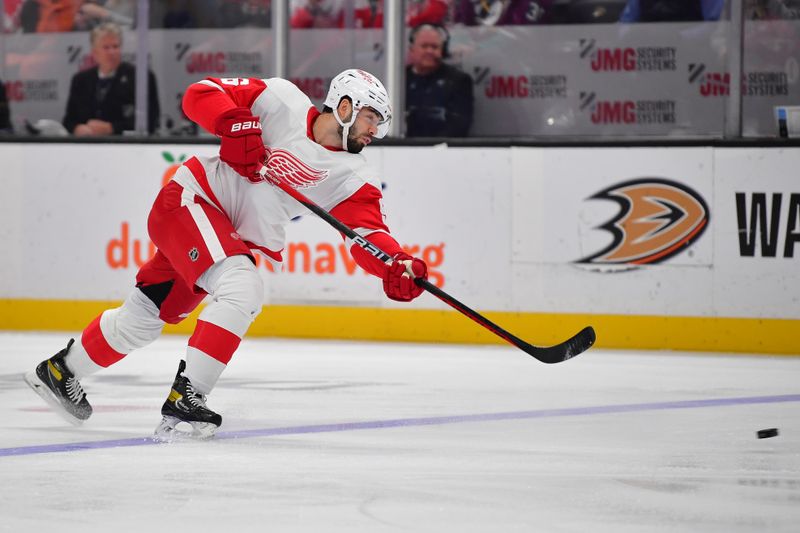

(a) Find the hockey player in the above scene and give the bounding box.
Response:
[24,69,429,440]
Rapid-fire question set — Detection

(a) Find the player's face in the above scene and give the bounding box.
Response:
[92,33,122,74]
[345,107,382,154]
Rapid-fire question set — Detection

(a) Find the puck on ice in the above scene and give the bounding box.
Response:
[756,428,779,439]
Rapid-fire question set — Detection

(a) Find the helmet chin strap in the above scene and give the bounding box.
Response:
[333,107,358,151]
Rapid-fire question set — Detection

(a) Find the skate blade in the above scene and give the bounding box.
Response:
[23,371,84,427]
[153,416,218,443]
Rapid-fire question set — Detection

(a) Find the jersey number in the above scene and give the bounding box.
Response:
[220,78,250,86]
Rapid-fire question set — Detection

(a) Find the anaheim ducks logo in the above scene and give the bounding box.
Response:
[259,147,329,188]
[578,178,710,266]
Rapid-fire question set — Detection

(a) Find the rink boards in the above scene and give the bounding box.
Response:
[0,143,797,354]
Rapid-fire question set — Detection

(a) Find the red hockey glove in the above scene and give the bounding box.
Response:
[383,252,428,302]
[214,107,266,178]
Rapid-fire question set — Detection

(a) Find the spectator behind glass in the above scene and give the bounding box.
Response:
[747,0,800,18]
[0,81,13,134]
[76,0,135,29]
[619,0,725,22]
[214,0,271,27]
[290,0,449,28]
[371,0,451,27]
[62,22,160,136]
[290,0,345,27]
[454,0,554,25]
[3,1,23,32]
[405,24,473,137]
[148,0,270,28]
[149,0,199,28]
[19,0,83,32]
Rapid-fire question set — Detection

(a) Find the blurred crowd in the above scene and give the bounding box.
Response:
[2,1,798,33]
[286,0,799,27]
[285,0,800,27]
[6,0,136,32]
[0,0,797,139]
[1,0,273,31]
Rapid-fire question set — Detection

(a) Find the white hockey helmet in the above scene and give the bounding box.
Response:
[324,69,392,147]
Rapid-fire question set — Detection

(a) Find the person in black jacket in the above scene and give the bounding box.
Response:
[63,22,160,136]
[619,0,725,22]
[405,24,473,138]
[0,81,13,134]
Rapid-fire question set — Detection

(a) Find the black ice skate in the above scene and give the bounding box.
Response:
[154,360,222,441]
[24,339,92,425]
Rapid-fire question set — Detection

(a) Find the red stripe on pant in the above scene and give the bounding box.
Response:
[81,314,127,367]
[188,320,241,364]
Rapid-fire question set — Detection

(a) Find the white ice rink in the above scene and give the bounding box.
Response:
[1,331,798,532]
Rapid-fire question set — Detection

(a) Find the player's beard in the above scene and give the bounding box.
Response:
[346,131,366,154]
[336,123,367,154]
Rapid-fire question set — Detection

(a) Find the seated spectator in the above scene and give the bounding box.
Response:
[149,0,269,28]
[550,0,628,24]
[619,0,725,22]
[352,0,381,27]
[290,0,448,28]
[19,0,38,32]
[76,0,135,29]
[405,23,473,137]
[747,0,800,19]
[62,22,160,135]
[20,0,84,32]
[453,0,554,25]
[0,81,13,134]
[149,0,198,28]
[290,0,344,27]
[384,0,451,27]
[215,0,271,27]
[3,0,22,32]
[47,0,85,32]
[413,0,450,25]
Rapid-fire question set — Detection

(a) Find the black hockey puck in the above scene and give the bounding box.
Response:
[756,428,779,439]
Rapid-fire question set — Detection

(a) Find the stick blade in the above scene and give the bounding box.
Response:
[523,326,596,364]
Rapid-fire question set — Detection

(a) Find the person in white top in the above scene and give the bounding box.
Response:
[25,69,429,441]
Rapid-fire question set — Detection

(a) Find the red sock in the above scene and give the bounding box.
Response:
[81,314,126,367]
[188,320,241,364]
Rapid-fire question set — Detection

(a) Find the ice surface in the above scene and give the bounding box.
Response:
[1,332,798,532]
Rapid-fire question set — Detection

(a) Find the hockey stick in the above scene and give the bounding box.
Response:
[270,178,595,364]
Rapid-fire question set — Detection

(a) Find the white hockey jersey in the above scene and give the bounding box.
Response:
[172,76,400,273]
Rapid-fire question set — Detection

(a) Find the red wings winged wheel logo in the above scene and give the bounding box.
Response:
[257,147,329,188]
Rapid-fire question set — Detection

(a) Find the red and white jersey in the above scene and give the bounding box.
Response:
[172,76,401,275]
